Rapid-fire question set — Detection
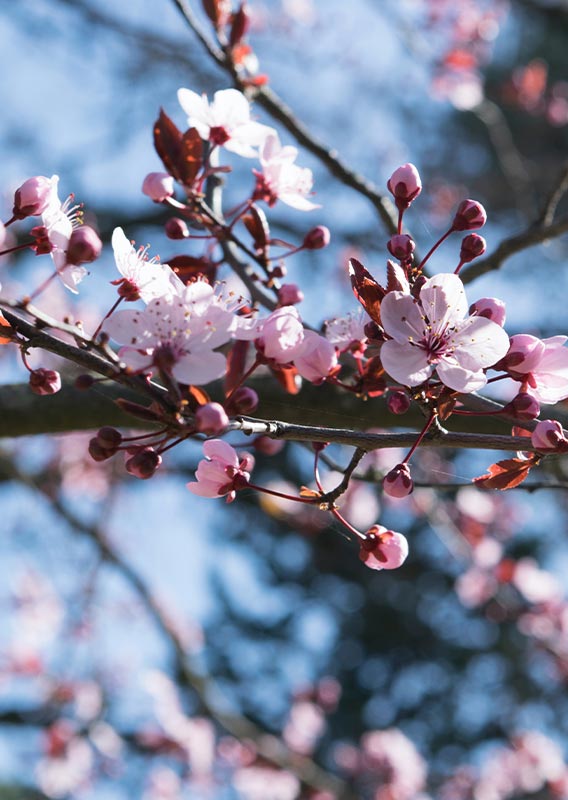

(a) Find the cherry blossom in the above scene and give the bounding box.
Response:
[41,176,88,293]
[111,227,182,303]
[13,175,57,218]
[245,305,306,363]
[293,330,338,383]
[505,334,568,404]
[177,87,274,157]
[380,273,510,392]
[103,280,237,384]
[254,132,320,210]
[187,439,254,501]
[324,310,367,352]
[359,525,409,571]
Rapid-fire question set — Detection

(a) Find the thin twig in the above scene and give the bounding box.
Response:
[538,161,568,227]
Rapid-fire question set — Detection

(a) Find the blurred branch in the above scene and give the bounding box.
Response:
[537,161,568,226]
[0,456,353,800]
[170,0,400,235]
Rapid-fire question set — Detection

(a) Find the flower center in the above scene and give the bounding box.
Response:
[209,126,230,146]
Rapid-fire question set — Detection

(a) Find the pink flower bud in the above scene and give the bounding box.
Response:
[165,217,189,239]
[294,331,338,384]
[387,391,411,415]
[125,447,162,479]
[382,463,414,498]
[460,233,486,263]
[13,176,54,218]
[359,524,409,571]
[452,199,487,231]
[302,225,331,250]
[29,368,61,396]
[271,265,287,278]
[88,438,113,462]
[387,163,422,211]
[387,234,415,261]
[531,419,568,452]
[253,436,285,455]
[505,392,540,421]
[66,226,102,265]
[96,426,123,450]
[142,172,175,203]
[503,334,545,375]
[278,283,304,306]
[468,297,506,327]
[195,402,230,435]
[0,221,6,249]
[226,386,259,414]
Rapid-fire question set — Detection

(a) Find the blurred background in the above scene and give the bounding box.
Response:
[1,0,568,797]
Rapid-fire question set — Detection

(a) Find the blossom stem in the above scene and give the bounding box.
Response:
[26,270,59,303]
[91,297,124,342]
[3,215,17,227]
[0,241,35,256]
[397,209,404,235]
[417,227,453,272]
[246,481,318,505]
[225,358,261,403]
[402,411,437,464]
[454,260,465,274]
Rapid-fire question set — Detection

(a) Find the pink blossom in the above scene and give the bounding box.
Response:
[188,439,254,501]
[359,525,409,571]
[66,225,102,265]
[361,728,427,799]
[195,402,230,435]
[387,163,422,211]
[505,334,568,404]
[29,368,61,396]
[324,310,367,353]
[13,175,57,218]
[302,225,330,249]
[380,273,510,392]
[460,232,486,262]
[111,227,181,303]
[142,172,175,202]
[103,280,237,384]
[254,132,320,211]
[41,176,88,293]
[452,199,487,231]
[278,283,304,306]
[293,331,338,383]
[382,463,414,498]
[388,233,416,260]
[177,87,274,157]
[252,306,306,363]
[469,296,506,326]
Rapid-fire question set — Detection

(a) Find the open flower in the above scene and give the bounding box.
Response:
[254,133,319,211]
[188,440,254,502]
[505,334,568,404]
[177,87,273,157]
[111,227,182,303]
[103,281,237,385]
[41,176,88,293]
[380,273,510,392]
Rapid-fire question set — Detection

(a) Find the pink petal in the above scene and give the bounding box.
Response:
[380,340,432,386]
[380,292,424,343]
[172,351,227,385]
[451,316,511,369]
[203,439,239,466]
[420,273,468,329]
[436,359,487,392]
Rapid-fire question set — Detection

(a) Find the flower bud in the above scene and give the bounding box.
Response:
[96,426,123,450]
[271,265,287,279]
[452,199,487,231]
[253,436,285,455]
[504,392,540,421]
[125,447,162,479]
[226,386,259,414]
[29,368,61,396]
[165,217,189,239]
[363,321,383,342]
[302,225,331,250]
[13,176,54,218]
[195,402,230,435]
[88,438,113,462]
[387,234,415,261]
[387,390,411,415]
[66,226,102,265]
[0,221,6,250]
[359,525,409,571]
[460,233,486,263]
[468,297,506,327]
[387,163,422,211]
[502,334,545,375]
[382,463,414,498]
[278,283,304,306]
[74,374,95,390]
[531,419,568,452]
[142,172,175,203]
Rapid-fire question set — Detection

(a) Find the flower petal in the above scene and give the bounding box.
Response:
[380,292,425,343]
[381,340,432,386]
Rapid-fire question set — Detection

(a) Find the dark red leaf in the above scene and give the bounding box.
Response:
[348,258,384,325]
[473,456,539,490]
[185,385,211,412]
[353,355,386,397]
[243,205,270,253]
[153,109,184,182]
[225,340,250,396]
[168,255,216,285]
[201,0,228,28]
[179,128,203,187]
[270,364,301,395]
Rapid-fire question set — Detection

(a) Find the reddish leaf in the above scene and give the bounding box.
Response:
[153,109,183,182]
[0,312,14,344]
[229,4,250,47]
[168,255,216,285]
[179,128,203,188]
[437,392,458,421]
[473,456,539,490]
[185,385,211,412]
[353,355,386,397]
[386,259,408,293]
[348,258,384,325]
[201,0,229,28]
[270,364,301,395]
[243,205,270,252]
[225,340,250,396]
[299,486,321,499]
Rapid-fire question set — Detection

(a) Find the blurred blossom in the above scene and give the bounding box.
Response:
[232,766,300,800]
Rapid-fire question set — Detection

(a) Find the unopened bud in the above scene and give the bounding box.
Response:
[278,283,304,306]
[13,176,54,219]
[142,172,175,203]
[195,402,230,435]
[359,525,409,571]
[387,391,411,415]
[253,436,285,455]
[96,426,123,450]
[531,419,568,452]
[227,386,259,414]
[387,234,415,261]
[469,297,506,327]
[452,199,487,231]
[502,334,545,375]
[271,265,287,278]
[460,233,486,263]
[88,438,113,462]
[382,463,414,498]
[505,392,540,421]
[302,225,330,250]
[387,163,422,211]
[0,221,6,250]
[66,226,102,265]
[125,447,162,479]
[29,368,61,396]
[165,217,189,239]
[74,374,95,391]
